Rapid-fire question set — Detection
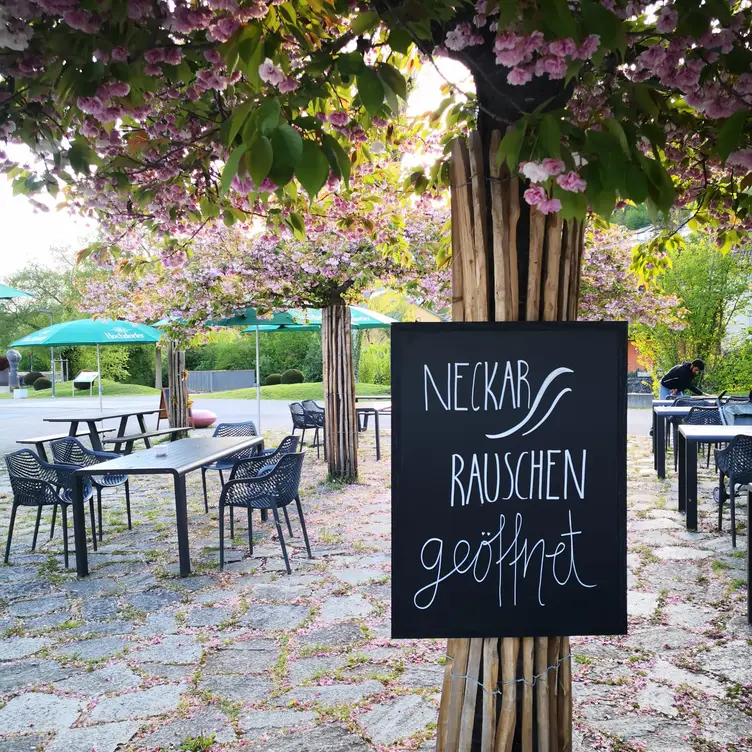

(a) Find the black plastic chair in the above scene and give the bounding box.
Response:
[4,449,95,567]
[683,406,723,470]
[231,436,300,481]
[715,435,752,547]
[289,402,316,446]
[218,452,311,574]
[201,421,260,513]
[51,437,130,543]
[301,400,325,458]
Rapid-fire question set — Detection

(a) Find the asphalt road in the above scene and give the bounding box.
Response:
[0,395,650,459]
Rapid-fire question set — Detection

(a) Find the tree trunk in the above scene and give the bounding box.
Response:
[322,300,358,481]
[436,132,584,752]
[155,345,162,390]
[167,342,190,430]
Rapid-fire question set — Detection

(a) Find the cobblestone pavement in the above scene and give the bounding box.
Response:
[0,432,750,751]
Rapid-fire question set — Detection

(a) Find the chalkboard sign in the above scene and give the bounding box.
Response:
[391,322,627,639]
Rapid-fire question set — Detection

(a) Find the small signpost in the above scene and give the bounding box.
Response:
[391,322,627,639]
[72,370,99,397]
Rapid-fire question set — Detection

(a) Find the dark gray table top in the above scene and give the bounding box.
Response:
[73,436,263,476]
[45,409,160,423]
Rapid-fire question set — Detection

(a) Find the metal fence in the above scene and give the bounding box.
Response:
[187,369,256,393]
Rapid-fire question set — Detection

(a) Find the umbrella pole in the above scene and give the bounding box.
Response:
[97,344,102,410]
[255,325,261,431]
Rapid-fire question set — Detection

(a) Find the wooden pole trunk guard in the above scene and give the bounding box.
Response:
[438,130,582,751]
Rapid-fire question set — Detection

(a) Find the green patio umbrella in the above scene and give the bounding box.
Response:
[245,306,396,332]
[10,319,162,408]
[0,283,33,300]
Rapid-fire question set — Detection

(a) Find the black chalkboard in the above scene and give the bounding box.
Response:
[391,322,627,639]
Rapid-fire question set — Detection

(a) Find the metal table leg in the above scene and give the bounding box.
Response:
[73,473,89,578]
[748,489,751,624]
[87,421,104,452]
[136,413,151,448]
[173,473,191,576]
[686,439,698,531]
[68,420,79,437]
[113,415,130,453]
[656,412,666,479]
[678,430,686,513]
[374,410,381,461]
[652,409,657,469]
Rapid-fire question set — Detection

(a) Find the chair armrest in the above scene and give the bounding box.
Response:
[231,453,281,480]
[219,476,273,505]
[90,450,120,462]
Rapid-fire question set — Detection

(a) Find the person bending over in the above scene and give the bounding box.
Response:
[659,359,705,400]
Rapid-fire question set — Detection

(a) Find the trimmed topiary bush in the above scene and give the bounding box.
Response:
[281,368,304,384]
[264,373,282,386]
[23,371,43,386]
[33,377,52,391]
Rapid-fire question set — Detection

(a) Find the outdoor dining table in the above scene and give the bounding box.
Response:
[71,435,264,578]
[653,405,695,479]
[355,401,391,461]
[676,424,752,531]
[44,408,160,452]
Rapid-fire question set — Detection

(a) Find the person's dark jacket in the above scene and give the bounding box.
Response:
[660,362,702,395]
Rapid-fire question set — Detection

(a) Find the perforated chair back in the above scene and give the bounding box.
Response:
[289,402,307,430]
[52,437,97,468]
[5,449,68,506]
[212,420,258,438]
[716,435,752,479]
[223,452,305,509]
[685,406,723,426]
[301,399,324,427]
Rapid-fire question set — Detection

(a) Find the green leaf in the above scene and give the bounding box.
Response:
[200,198,221,218]
[377,64,407,99]
[258,98,281,135]
[540,0,576,38]
[244,41,265,90]
[717,110,748,162]
[351,11,379,34]
[271,123,303,167]
[220,143,248,195]
[581,0,625,51]
[357,68,384,114]
[590,186,616,219]
[227,100,255,147]
[382,81,399,114]
[498,123,526,171]
[623,164,649,204]
[632,84,659,119]
[554,186,587,221]
[387,28,413,54]
[286,211,306,240]
[223,209,237,227]
[296,141,329,198]
[249,136,274,187]
[539,114,561,158]
[604,119,630,156]
[323,133,351,187]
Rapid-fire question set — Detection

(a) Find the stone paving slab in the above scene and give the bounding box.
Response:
[0,434,750,751]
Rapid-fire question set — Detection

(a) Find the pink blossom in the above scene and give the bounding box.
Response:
[258,177,277,192]
[204,49,223,65]
[209,18,240,42]
[574,34,600,60]
[144,49,166,64]
[247,3,268,18]
[656,5,678,32]
[549,38,577,57]
[127,0,151,20]
[111,47,128,62]
[521,161,550,183]
[557,171,587,192]
[523,185,547,206]
[507,66,533,86]
[727,150,752,170]
[542,158,565,175]
[144,64,162,77]
[164,47,184,65]
[328,111,349,127]
[278,77,299,93]
[496,46,527,68]
[539,56,567,79]
[259,58,284,86]
[538,198,562,214]
[638,44,667,69]
[62,9,100,33]
[494,31,519,52]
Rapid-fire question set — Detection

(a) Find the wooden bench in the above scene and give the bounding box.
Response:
[103,427,190,455]
[17,429,114,462]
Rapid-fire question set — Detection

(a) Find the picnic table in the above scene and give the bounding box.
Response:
[71,435,264,577]
[44,408,161,452]
[356,401,391,461]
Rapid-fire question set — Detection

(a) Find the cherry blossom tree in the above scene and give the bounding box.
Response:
[2,0,751,746]
[80,186,450,478]
[578,223,685,327]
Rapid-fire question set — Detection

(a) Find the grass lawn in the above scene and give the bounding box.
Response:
[0,379,159,399]
[201,381,390,401]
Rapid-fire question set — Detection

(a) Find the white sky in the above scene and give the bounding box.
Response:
[0,58,469,281]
